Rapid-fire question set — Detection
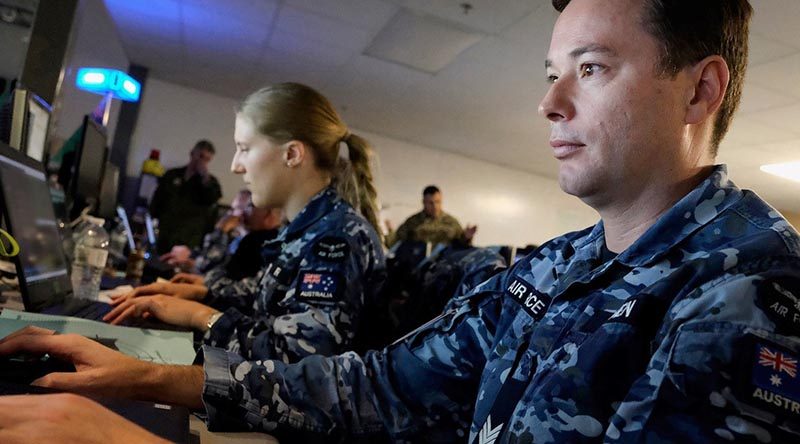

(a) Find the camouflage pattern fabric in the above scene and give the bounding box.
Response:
[387,211,466,247]
[200,166,800,443]
[194,228,233,274]
[203,186,386,364]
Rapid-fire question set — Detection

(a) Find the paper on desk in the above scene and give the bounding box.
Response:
[0,309,196,365]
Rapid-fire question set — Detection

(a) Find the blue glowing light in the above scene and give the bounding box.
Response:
[76,68,140,102]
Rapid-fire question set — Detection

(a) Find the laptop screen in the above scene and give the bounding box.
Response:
[0,142,71,311]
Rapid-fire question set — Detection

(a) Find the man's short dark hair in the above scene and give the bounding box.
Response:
[423,185,440,197]
[552,0,752,156]
[193,139,216,154]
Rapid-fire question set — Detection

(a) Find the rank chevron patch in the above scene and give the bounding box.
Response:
[479,415,504,444]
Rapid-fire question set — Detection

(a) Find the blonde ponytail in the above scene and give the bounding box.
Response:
[335,133,381,239]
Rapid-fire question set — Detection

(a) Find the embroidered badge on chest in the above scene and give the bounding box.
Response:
[312,236,350,262]
[296,270,342,303]
[506,277,552,321]
[758,280,800,335]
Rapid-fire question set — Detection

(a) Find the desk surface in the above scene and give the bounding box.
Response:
[0,288,279,444]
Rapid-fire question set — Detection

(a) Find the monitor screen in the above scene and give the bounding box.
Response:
[0,142,71,311]
[97,162,119,219]
[74,116,107,204]
[24,93,51,162]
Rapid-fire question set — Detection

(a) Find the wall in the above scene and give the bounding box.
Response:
[129,78,599,247]
[50,0,128,147]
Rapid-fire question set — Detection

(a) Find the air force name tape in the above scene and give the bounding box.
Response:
[506,276,552,321]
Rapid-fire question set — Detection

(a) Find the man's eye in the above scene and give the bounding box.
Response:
[579,64,602,78]
[546,74,559,84]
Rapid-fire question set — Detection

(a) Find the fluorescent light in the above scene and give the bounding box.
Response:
[761,161,800,183]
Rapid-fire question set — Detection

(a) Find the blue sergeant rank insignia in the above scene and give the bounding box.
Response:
[750,341,800,416]
[297,270,342,303]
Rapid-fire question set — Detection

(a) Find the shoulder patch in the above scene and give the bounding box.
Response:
[758,279,800,335]
[505,276,552,321]
[736,335,800,418]
[312,236,350,262]
[296,270,343,304]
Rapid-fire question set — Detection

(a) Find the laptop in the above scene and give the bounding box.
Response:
[0,142,177,327]
[0,142,190,441]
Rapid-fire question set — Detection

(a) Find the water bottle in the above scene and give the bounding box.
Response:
[71,216,109,301]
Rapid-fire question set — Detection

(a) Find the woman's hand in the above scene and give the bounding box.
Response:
[170,272,205,285]
[104,296,218,331]
[110,282,208,305]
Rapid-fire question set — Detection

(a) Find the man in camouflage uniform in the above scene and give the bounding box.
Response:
[2,1,800,443]
[386,185,477,247]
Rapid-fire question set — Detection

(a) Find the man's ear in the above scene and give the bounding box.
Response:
[283,141,306,168]
[685,55,730,125]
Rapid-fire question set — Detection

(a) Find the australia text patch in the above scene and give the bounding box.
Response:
[506,277,552,321]
[296,270,342,303]
[312,237,349,262]
[747,339,800,416]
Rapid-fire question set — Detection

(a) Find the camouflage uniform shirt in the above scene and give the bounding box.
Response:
[200,166,800,443]
[387,211,466,247]
[203,186,386,363]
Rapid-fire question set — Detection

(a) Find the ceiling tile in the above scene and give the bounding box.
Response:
[273,5,373,51]
[737,84,798,114]
[750,0,800,49]
[745,103,800,137]
[747,53,800,99]
[748,32,799,66]
[286,0,398,30]
[394,0,539,34]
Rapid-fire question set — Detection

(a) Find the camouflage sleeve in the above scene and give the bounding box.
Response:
[195,230,231,273]
[206,231,378,362]
[203,267,263,315]
[200,273,506,441]
[608,258,800,443]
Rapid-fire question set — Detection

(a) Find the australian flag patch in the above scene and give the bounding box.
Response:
[748,341,800,416]
[296,270,342,303]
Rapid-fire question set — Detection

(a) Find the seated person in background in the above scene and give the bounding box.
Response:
[160,189,281,274]
[5,1,800,443]
[150,140,223,255]
[105,82,386,365]
[385,185,477,247]
[157,203,284,316]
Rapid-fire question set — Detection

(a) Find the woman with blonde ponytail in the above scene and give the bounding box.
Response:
[107,82,386,364]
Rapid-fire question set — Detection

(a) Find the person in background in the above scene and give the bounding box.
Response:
[385,185,477,247]
[150,139,222,254]
[6,2,800,444]
[161,188,257,273]
[104,82,386,365]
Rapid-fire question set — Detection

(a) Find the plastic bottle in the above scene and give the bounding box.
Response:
[71,216,109,301]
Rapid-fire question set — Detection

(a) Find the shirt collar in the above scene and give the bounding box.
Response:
[571,165,743,267]
[279,186,342,240]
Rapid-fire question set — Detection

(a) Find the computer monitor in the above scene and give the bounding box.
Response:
[59,115,107,215]
[7,89,51,161]
[97,162,119,219]
[0,141,72,312]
